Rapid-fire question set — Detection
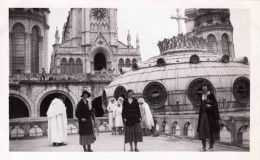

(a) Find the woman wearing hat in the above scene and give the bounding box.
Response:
[76,90,95,152]
[122,90,143,151]
[197,84,220,151]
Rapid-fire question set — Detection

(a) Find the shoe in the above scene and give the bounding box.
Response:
[58,143,67,146]
[87,149,93,152]
[53,143,58,147]
[135,148,139,152]
[130,148,134,152]
[201,148,206,152]
[209,147,214,151]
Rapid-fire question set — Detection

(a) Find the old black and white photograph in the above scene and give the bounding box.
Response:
[1,0,260,160]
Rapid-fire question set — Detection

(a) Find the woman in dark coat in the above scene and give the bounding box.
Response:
[197,84,220,151]
[122,89,143,151]
[76,90,95,152]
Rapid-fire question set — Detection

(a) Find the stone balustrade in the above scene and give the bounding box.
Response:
[152,115,249,147]
[9,72,118,84]
[9,117,110,139]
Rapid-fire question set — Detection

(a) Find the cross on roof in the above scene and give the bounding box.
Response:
[170,9,188,36]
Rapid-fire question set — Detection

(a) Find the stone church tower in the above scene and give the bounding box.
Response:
[50,8,142,74]
[9,8,50,75]
[185,9,235,58]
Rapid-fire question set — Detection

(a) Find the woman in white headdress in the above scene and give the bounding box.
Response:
[107,97,117,135]
[138,98,154,136]
[113,97,124,135]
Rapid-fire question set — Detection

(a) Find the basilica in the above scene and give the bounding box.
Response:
[9,8,249,147]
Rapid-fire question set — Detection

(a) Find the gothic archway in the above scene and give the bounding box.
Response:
[40,93,73,118]
[9,96,29,119]
[92,96,104,117]
[207,34,217,53]
[94,52,106,71]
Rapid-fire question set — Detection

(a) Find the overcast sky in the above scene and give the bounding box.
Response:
[48,8,250,65]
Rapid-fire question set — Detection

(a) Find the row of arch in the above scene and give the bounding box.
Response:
[10,121,110,138]
[9,92,105,119]
[154,120,249,144]
[11,23,42,74]
[118,58,137,68]
[111,76,250,108]
[207,33,230,56]
[60,58,83,74]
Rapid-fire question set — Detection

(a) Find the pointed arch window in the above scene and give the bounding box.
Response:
[118,58,124,69]
[125,58,131,67]
[31,26,40,73]
[222,34,230,56]
[61,58,67,74]
[76,58,83,73]
[207,34,217,53]
[11,23,25,74]
[68,58,75,74]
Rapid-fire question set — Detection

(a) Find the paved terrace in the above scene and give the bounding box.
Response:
[10,133,248,152]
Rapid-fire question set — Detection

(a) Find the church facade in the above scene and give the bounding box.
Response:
[50,8,141,74]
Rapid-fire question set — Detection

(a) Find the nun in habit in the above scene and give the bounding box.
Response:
[138,98,154,136]
[47,95,67,146]
[113,97,124,135]
[107,97,117,135]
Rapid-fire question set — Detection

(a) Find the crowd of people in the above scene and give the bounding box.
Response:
[46,83,220,152]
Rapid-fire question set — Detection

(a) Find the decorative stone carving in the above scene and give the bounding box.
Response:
[114,86,127,100]
[157,35,207,54]
[143,82,167,108]
[233,77,250,103]
[187,78,214,106]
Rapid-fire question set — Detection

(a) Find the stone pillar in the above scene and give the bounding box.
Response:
[84,9,91,45]
[25,32,31,74]
[110,9,117,46]
[86,58,91,73]
[229,41,235,58]
[56,57,61,74]
[38,36,44,73]
[44,28,49,73]
[217,40,222,55]
[81,8,85,45]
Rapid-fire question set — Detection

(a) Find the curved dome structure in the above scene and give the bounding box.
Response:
[103,10,250,145]
[104,35,250,116]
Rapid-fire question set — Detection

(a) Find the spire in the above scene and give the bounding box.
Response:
[136,33,139,49]
[127,30,131,47]
[55,27,60,45]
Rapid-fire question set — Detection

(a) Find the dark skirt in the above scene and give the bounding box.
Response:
[79,134,95,145]
[199,112,210,139]
[125,122,143,143]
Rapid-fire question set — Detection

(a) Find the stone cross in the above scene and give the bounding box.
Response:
[170,9,188,36]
